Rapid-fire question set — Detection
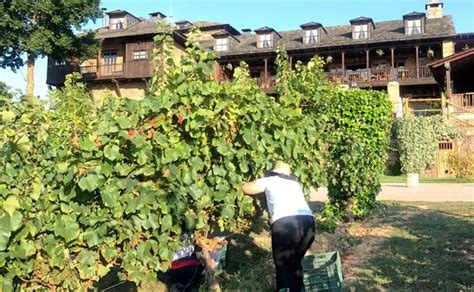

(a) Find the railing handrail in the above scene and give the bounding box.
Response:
[447,101,474,114]
[452,92,474,96]
[324,65,433,85]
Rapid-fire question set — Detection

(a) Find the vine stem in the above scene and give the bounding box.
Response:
[199,247,221,292]
[18,276,56,291]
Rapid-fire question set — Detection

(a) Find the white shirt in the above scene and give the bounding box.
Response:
[256,175,313,224]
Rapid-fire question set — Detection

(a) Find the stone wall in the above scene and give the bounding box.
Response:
[88,80,148,105]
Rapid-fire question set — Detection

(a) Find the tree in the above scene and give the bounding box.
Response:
[0,0,101,96]
[0,81,13,100]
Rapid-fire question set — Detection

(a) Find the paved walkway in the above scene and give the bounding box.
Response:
[311,183,474,202]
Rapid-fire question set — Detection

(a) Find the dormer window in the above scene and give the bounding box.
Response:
[350,17,375,40]
[258,34,272,48]
[212,31,239,52]
[300,22,326,45]
[407,19,422,34]
[354,24,368,39]
[215,37,229,52]
[175,20,193,30]
[110,17,125,30]
[106,10,140,31]
[403,12,426,35]
[254,27,281,49]
[305,29,318,44]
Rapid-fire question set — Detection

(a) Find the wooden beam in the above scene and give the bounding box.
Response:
[97,49,101,77]
[264,58,268,84]
[341,52,345,82]
[415,46,419,79]
[142,78,150,93]
[341,52,345,71]
[403,97,410,116]
[112,78,122,97]
[445,62,452,96]
[390,48,395,68]
[365,50,370,69]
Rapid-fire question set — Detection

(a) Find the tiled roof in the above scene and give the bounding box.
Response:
[95,19,227,39]
[403,11,426,18]
[300,22,323,29]
[350,16,374,23]
[214,16,456,57]
[93,14,456,56]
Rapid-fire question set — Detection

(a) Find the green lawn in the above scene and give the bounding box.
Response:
[381,175,474,184]
[220,201,474,291]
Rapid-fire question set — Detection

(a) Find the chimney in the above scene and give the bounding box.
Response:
[101,8,107,28]
[425,0,443,19]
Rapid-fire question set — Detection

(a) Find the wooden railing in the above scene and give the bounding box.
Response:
[256,76,276,92]
[79,64,125,79]
[451,92,474,109]
[325,66,433,85]
[402,96,442,116]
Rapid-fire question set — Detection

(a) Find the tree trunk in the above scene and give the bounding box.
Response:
[200,248,221,292]
[27,52,35,97]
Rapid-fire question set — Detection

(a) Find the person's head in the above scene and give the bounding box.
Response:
[272,161,291,176]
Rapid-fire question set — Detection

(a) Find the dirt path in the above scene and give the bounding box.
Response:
[311,183,474,202]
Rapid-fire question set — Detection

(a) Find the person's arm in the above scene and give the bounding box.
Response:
[242,180,265,195]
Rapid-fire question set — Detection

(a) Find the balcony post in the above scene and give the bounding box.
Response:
[365,50,370,69]
[390,48,396,80]
[341,51,345,82]
[415,46,419,79]
[264,58,268,87]
[445,61,452,97]
[289,56,293,70]
[390,48,395,68]
[97,50,101,77]
[443,61,451,117]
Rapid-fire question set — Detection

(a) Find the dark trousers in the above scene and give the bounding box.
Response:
[271,215,315,292]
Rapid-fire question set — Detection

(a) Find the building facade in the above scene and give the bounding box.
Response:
[47,1,473,111]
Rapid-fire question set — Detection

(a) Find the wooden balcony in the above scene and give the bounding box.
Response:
[255,66,435,93]
[256,76,276,94]
[79,64,125,80]
[325,66,435,87]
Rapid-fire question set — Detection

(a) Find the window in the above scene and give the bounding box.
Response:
[133,50,148,60]
[304,29,318,44]
[439,141,453,150]
[54,60,66,66]
[103,51,118,75]
[110,18,125,30]
[407,19,422,35]
[258,34,273,48]
[215,38,229,52]
[354,24,369,39]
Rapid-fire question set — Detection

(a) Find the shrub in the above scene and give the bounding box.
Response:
[325,89,393,219]
[395,116,458,174]
[447,150,474,180]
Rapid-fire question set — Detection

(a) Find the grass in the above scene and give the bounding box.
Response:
[219,201,474,291]
[381,175,474,184]
[347,202,474,290]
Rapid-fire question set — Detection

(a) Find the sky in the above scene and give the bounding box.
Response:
[0,0,473,98]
